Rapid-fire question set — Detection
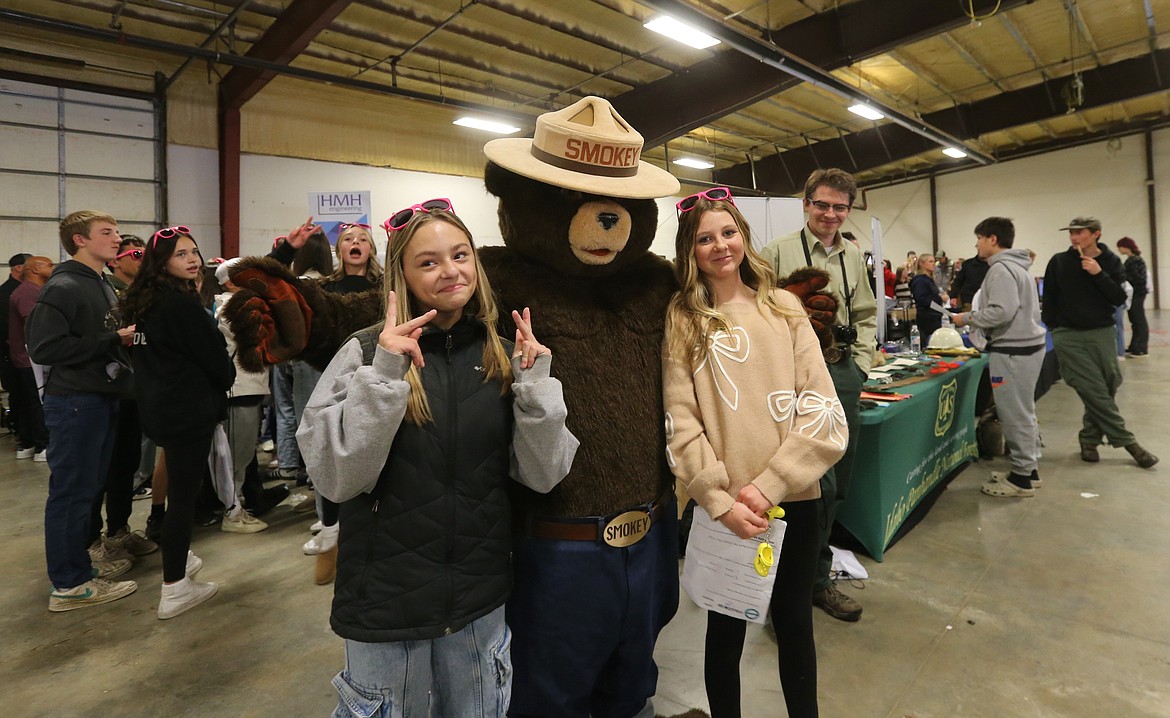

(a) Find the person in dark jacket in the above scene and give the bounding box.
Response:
[1116,236,1149,356]
[909,253,948,346]
[1043,217,1157,468]
[28,211,138,612]
[298,202,577,716]
[122,225,236,619]
[951,254,989,310]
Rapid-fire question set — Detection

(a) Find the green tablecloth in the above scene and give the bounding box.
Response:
[837,355,988,560]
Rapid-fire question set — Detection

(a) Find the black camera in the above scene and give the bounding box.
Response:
[831,324,858,345]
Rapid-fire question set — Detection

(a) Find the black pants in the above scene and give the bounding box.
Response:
[160,430,214,582]
[13,367,47,450]
[704,499,820,718]
[89,400,140,543]
[1127,292,1149,354]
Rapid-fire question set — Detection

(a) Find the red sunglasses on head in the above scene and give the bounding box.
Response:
[115,248,143,261]
[383,198,455,232]
[151,225,191,250]
[676,187,735,213]
[338,222,372,231]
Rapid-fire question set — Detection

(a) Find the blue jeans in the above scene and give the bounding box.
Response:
[331,605,512,718]
[43,393,118,590]
[507,501,679,718]
[271,362,299,469]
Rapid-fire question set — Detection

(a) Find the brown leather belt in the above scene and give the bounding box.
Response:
[526,494,670,543]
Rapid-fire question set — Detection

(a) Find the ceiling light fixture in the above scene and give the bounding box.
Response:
[942,147,968,159]
[453,117,521,135]
[847,104,885,121]
[673,157,716,169]
[644,16,720,49]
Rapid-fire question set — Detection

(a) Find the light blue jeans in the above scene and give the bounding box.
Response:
[331,606,512,718]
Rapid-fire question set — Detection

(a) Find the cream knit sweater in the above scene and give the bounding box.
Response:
[664,289,848,520]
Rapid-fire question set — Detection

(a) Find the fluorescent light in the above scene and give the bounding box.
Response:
[848,104,885,121]
[942,147,968,159]
[644,16,720,50]
[673,157,715,170]
[452,117,521,135]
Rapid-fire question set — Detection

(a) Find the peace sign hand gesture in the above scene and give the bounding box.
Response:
[512,307,550,370]
[379,291,437,368]
[285,216,320,249]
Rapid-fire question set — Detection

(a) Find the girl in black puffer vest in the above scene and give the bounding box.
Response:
[298,202,578,717]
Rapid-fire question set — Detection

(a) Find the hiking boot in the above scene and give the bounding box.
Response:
[221,507,268,534]
[49,577,137,612]
[89,538,134,564]
[91,558,133,580]
[158,576,218,620]
[1125,443,1159,469]
[1080,444,1100,463]
[105,526,159,556]
[813,584,862,622]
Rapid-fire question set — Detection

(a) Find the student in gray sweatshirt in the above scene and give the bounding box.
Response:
[954,217,1046,497]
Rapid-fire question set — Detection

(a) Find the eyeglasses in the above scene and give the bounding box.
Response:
[676,187,735,213]
[115,248,143,261]
[151,225,191,249]
[338,222,372,231]
[383,198,455,232]
[806,199,852,214]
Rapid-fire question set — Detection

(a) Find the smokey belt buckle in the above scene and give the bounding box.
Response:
[602,510,653,547]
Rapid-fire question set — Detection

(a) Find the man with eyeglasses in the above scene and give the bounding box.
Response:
[760,168,877,622]
[106,235,145,297]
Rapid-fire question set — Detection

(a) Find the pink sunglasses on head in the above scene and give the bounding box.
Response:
[151,225,191,250]
[382,198,455,233]
[675,187,735,213]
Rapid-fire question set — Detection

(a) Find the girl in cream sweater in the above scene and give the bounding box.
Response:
[663,188,847,718]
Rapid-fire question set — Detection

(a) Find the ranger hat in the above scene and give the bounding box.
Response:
[483,96,680,200]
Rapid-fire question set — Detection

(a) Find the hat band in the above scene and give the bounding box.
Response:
[530,145,639,178]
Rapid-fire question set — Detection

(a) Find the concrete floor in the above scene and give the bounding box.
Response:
[3,312,1168,717]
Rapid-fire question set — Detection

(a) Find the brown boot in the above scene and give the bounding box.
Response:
[315,546,337,585]
[813,584,862,621]
[1125,443,1159,469]
[1080,444,1100,462]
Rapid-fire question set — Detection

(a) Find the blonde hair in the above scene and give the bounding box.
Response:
[383,209,512,425]
[328,225,385,285]
[914,254,936,275]
[59,210,117,256]
[665,198,800,360]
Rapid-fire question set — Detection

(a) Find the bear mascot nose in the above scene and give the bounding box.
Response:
[597,212,620,230]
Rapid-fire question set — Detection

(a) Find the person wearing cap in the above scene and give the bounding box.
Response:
[759,167,877,623]
[1115,236,1149,357]
[1,252,32,427]
[952,218,1046,497]
[1042,217,1158,468]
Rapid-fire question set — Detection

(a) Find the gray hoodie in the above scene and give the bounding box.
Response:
[967,248,1045,351]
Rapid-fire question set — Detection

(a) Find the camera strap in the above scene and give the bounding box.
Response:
[801,229,855,328]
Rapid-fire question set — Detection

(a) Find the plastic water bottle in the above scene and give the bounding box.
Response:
[910,325,921,353]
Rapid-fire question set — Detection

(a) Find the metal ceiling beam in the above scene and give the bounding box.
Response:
[164,0,254,90]
[220,0,355,110]
[714,47,1170,195]
[614,0,1032,148]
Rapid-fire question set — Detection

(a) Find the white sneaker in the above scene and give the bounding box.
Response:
[303,534,323,555]
[158,576,218,619]
[221,507,268,534]
[49,577,137,612]
[310,520,324,534]
[15,447,35,459]
[185,550,202,578]
[33,449,47,462]
[260,440,275,453]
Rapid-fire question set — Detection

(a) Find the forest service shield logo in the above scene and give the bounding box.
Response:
[934,378,958,437]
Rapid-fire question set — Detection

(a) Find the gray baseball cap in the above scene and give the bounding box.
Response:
[1059,216,1101,232]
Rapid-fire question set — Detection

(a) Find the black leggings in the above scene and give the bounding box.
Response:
[160,430,214,583]
[704,499,819,718]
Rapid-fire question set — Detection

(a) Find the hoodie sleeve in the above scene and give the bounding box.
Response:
[297,338,411,503]
[966,263,1019,331]
[26,283,120,367]
[509,354,579,494]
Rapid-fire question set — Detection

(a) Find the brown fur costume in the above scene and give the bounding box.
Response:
[480,162,677,516]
